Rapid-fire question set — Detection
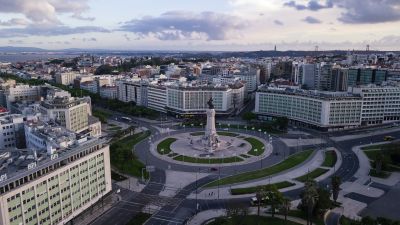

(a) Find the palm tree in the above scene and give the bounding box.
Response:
[331,176,341,203]
[255,187,266,217]
[265,185,284,218]
[280,198,291,225]
[302,180,319,225]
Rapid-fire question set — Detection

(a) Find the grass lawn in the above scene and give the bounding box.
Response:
[369,168,391,178]
[190,132,204,136]
[245,137,265,156]
[287,210,324,225]
[208,215,301,225]
[363,149,400,172]
[111,171,127,181]
[294,168,329,182]
[321,150,337,167]
[204,150,314,187]
[108,126,122,131]
[126,213,151,225]
[111,131,151,178]
[173,155,243,164]
[157,138,177,155]
[230,181,295,195]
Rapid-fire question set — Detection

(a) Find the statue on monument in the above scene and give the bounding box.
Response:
[207,97,214,109]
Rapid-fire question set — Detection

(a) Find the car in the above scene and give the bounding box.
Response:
[384,136,395,141]
[210,167,218,172]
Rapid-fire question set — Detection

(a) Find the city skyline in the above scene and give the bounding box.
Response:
[0,0,400,51]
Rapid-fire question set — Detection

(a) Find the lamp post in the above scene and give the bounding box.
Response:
[161,148,164,155]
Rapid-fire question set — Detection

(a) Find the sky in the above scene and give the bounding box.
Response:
[0,0,400,51]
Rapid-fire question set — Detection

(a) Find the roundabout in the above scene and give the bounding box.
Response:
[152,131,272,166]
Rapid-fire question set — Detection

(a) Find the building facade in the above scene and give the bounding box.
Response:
[0,140,111,225]
[255,87,363,130]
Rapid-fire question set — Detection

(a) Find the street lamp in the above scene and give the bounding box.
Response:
[161,148,164,155]
[182,153,185,163]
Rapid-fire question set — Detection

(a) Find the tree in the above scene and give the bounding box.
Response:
[280,198,291,225]
[265,185,284,218]
[375,153,384,174]
[242,112,256,122]
[274,117,289,131]
[300,180,319,225]
[331,176,342,203]
[255,187,266,217]
[314,188,332,216]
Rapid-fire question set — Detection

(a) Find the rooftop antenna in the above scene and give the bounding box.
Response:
[366,44,370,52]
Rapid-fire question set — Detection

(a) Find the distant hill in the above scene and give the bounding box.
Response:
[0,46,47,52]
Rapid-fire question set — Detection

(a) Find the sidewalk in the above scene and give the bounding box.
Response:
[188,148,342,200]
[187,207,311,225]
[73,193,121,225]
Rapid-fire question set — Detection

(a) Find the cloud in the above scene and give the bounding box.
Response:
[302,16,322,24]
[123,34,131,41]
[0,25,110,38]
[0,0,93,25]
[273,20,284,26]
[337,0,400,24]
[119,11,248,41]
[284,0,400,24]
[83,37,97,42]
[48,41,71,45]
[284,0,333,11]
[0,18,29,26]
[8,39,24,44]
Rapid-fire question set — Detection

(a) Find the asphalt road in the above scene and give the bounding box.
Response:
[94,110,400,225]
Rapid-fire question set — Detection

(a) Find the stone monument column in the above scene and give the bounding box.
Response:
[203,97,220,152]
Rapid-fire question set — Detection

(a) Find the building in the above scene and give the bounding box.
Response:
[2,85,41,110]
[99,86,118,100]
[301,64,318,90]
[255,86,363,130]
[0,138,111,225]
[166,82,245,116]
[147,84,167,113]
[347,68,388,87]
[0,109,25,149]
[55,73,78,86]
[116,80,148,106]
[331,68,348,92]
[350,85,400,125]
[40,96,91,133]
[233,69,260,93]
[80,81,98,94]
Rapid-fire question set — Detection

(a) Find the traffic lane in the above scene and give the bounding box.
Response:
[135,129,290,176]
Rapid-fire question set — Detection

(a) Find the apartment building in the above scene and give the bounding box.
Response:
[55,73,78,86]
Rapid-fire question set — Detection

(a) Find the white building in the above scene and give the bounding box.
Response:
[350,85,400,125]
[116,80,147,106]
[0,109,25,149]
[80,81,98,94]
[55,72,78,86]
[0,139,111,225]
[3,85,41,109]
[255,86,363,130]
[147,84,167,113]
[166,82,245,116]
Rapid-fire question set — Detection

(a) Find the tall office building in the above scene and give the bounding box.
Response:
[0,137,111,225]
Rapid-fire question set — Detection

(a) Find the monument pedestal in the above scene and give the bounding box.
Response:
[202,108,220,152]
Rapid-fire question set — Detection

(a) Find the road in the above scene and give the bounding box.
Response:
[94,110,400,225]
